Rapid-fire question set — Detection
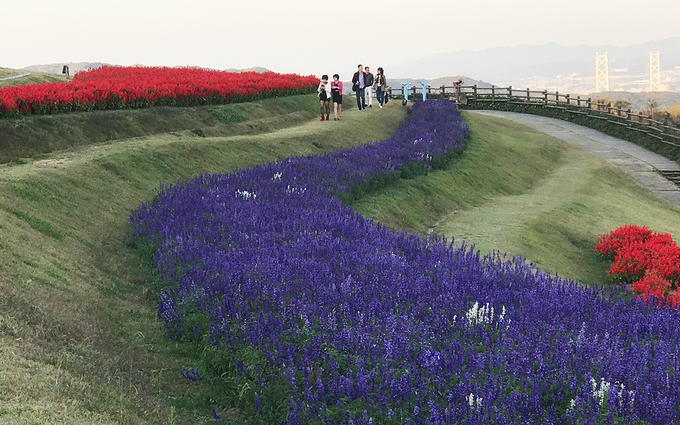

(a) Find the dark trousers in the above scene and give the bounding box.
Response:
[376,88,384,106]
[355,87,365,110]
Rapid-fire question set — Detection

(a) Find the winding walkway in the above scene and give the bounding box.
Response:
[0,73,30,81]
[471,110,680,207]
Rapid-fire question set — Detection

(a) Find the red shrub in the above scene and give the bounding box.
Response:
[633,269,672,299]
[594,224,652,257]
[608,243,649,281]
[596,225,680,308]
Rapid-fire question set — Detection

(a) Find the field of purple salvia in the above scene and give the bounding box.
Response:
[131,101,680,424]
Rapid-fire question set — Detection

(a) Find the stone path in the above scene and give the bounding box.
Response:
[471,110,680,207]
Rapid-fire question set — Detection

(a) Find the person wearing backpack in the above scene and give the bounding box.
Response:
[375,67,388,108]
[317,75,331,121]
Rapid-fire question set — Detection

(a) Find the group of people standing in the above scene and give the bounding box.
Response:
[317,65,388,121]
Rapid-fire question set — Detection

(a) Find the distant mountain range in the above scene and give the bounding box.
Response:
[386,75,492,90]
[390,37,680,92]
[584,91,680,111]
[21,62,271,75]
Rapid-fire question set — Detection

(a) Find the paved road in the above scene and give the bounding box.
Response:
[0,73,30,81]
[471,110,680,207]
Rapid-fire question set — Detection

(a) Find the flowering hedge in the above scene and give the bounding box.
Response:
[595,224,680,305]
[133,102,680,424]
[0,66,317,117]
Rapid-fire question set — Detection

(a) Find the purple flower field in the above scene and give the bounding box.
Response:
[131,101,680,424]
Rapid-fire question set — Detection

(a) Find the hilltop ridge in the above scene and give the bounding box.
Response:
[20,62,271,75]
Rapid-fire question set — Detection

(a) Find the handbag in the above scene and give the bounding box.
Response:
[352,84,358,93]
[384,92,389,104]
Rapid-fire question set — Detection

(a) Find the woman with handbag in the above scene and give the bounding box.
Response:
[375,67,388,108]
[317,75,331,121]
[330,74,343,120]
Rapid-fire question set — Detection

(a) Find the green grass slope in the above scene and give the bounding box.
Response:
[0,94,322,164]
[0,97,407,424]
[0,67,67,87]
[352,111,680,285]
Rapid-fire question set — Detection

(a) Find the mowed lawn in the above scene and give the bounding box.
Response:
[0,94,406,424]
[352,111,680,285]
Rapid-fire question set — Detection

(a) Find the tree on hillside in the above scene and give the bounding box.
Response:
[657,110,674,125]
[614,99,631,111]
[645,99,659,118]
[594,98,611,111]
[667,103,680,123]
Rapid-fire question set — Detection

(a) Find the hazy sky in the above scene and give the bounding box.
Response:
[2,0,679,77]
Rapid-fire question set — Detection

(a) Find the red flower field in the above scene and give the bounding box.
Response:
[0,66,317,117]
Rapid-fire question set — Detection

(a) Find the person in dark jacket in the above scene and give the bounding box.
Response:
[351,64,366,111]
[364,66,374,108]
[374,67,387,108]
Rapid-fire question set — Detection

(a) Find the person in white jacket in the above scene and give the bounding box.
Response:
[318,75,332,121]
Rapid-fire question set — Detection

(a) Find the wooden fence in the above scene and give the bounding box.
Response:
[386,84,680,149]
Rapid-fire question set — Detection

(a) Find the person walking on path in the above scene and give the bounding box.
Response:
[364,66,374,108]
[317,75,331,121]
[374,67,387,108]
[331,74,343,120]
[352,64,366,111]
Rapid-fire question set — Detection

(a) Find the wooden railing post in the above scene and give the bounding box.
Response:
[627,109,632,120]
[508,85,512,99]
[556,91,559,103]
[473,85,477,101]
[526,88,530,102]
[544,90,548,104]
[577,96,581,107]
[440,85,446,100]
[491,85,495,101]
[566,94,571,105]
[607,103,612,114]
[587,98,592,109]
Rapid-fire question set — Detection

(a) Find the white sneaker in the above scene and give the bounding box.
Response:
[379,105,383,108]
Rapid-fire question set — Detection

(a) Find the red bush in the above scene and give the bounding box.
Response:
[633,270,671,299]
[608,243,649,282]
[595,225,680,307]
[594,224,652,257]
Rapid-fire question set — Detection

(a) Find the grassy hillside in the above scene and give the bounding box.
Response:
[0,97,407,424]
[0,67,67,87]
[352,111,680,285]
[6,96,678,423]
[0,95,322,164]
